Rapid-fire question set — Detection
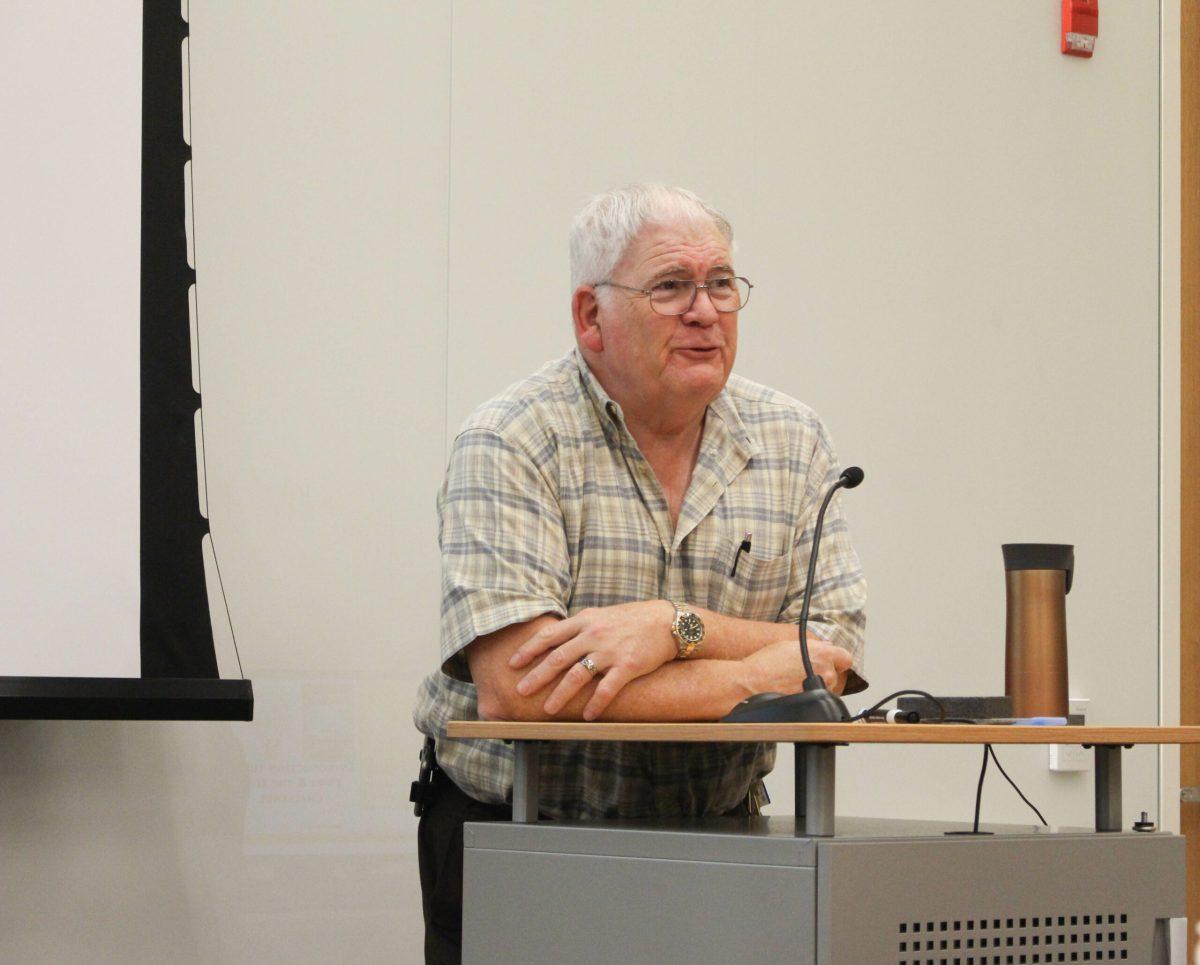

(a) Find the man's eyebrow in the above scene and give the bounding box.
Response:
[646,264,690,283]
[646,263,735,283]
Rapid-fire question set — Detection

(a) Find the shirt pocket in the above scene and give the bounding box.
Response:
[713,535,793,623]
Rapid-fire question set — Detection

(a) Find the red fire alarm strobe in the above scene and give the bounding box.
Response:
[1062,0,1098,57]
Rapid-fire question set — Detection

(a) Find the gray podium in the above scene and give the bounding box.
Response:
[447,722,1198,965]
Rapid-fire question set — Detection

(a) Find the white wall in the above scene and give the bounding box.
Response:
[0,2,1177,962]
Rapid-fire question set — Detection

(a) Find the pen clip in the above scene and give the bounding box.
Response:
[730,533,752,577]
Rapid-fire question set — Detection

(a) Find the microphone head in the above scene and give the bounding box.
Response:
[840,466,865,489]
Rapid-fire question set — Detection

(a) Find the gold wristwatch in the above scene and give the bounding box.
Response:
[669,601,705,659]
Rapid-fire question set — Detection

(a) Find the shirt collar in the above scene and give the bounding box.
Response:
[572,347,759,460]
[705,380,759,462]
[573,348,625,446]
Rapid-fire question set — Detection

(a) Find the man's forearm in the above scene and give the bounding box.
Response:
[486,655,753,723]
[573,657,757,721]
[636,601,821,662]
[690,607,805,661]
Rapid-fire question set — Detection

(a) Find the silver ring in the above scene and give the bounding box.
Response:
[579,656,600,677]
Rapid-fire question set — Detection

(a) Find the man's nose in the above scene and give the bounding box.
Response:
[682,286,721,325]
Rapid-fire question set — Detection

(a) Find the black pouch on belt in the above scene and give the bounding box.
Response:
[409,736,438,816]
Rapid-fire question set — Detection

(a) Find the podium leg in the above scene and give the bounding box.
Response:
[1093,744,1123,832]
[794,743,836,837]
[512,740,540,823]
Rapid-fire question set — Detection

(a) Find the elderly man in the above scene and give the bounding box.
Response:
[412,184,866,962]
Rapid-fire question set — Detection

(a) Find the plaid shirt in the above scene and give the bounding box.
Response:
[413,349,866,819]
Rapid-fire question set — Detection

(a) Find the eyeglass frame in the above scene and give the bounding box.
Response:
[593,275,754,316]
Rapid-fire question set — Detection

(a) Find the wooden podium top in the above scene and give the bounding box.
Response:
[446,721,1200,745]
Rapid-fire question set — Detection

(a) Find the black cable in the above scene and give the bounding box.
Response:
[850,696,1048,830]
[987,745,1049,826]
[849,689,946,723]
[971,744,989,833]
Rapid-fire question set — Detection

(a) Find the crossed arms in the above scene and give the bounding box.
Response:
[467,601,854,723]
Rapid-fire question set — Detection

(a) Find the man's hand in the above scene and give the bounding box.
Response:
[741,636,854,696]
[507,601,677,720]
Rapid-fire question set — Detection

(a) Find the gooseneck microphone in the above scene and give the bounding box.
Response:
[721,466,864,724]
[797,466,863,681]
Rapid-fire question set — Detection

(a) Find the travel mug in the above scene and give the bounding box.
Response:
[1003,543,1073,718]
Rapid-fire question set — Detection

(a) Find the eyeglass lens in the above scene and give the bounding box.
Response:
[649,277,750,315]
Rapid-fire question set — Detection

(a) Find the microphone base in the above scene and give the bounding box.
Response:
[721,687,850,724]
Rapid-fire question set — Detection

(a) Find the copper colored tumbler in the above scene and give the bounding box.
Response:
[1003,543,1073,718]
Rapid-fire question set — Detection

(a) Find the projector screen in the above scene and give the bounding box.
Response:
[1,2,250,718]
[1,3,143,678]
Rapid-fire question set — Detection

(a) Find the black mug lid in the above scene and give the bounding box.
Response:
[1002,543,1074,594]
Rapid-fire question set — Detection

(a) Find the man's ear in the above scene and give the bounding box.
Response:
[572,287,603,352]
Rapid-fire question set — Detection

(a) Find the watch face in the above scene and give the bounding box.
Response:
[676,612,704,644]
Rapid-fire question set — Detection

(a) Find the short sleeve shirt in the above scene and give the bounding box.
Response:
[412,349,866,820]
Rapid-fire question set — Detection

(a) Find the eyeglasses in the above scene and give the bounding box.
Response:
[595,275,753,316]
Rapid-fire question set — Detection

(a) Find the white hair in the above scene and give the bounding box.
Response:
[568,184,733,291]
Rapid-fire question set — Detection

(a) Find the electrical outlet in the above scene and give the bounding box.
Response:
[1049,698,1090,771]
[1048,743,1091,772]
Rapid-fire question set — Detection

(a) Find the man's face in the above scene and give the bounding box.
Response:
[589,220,738,417]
